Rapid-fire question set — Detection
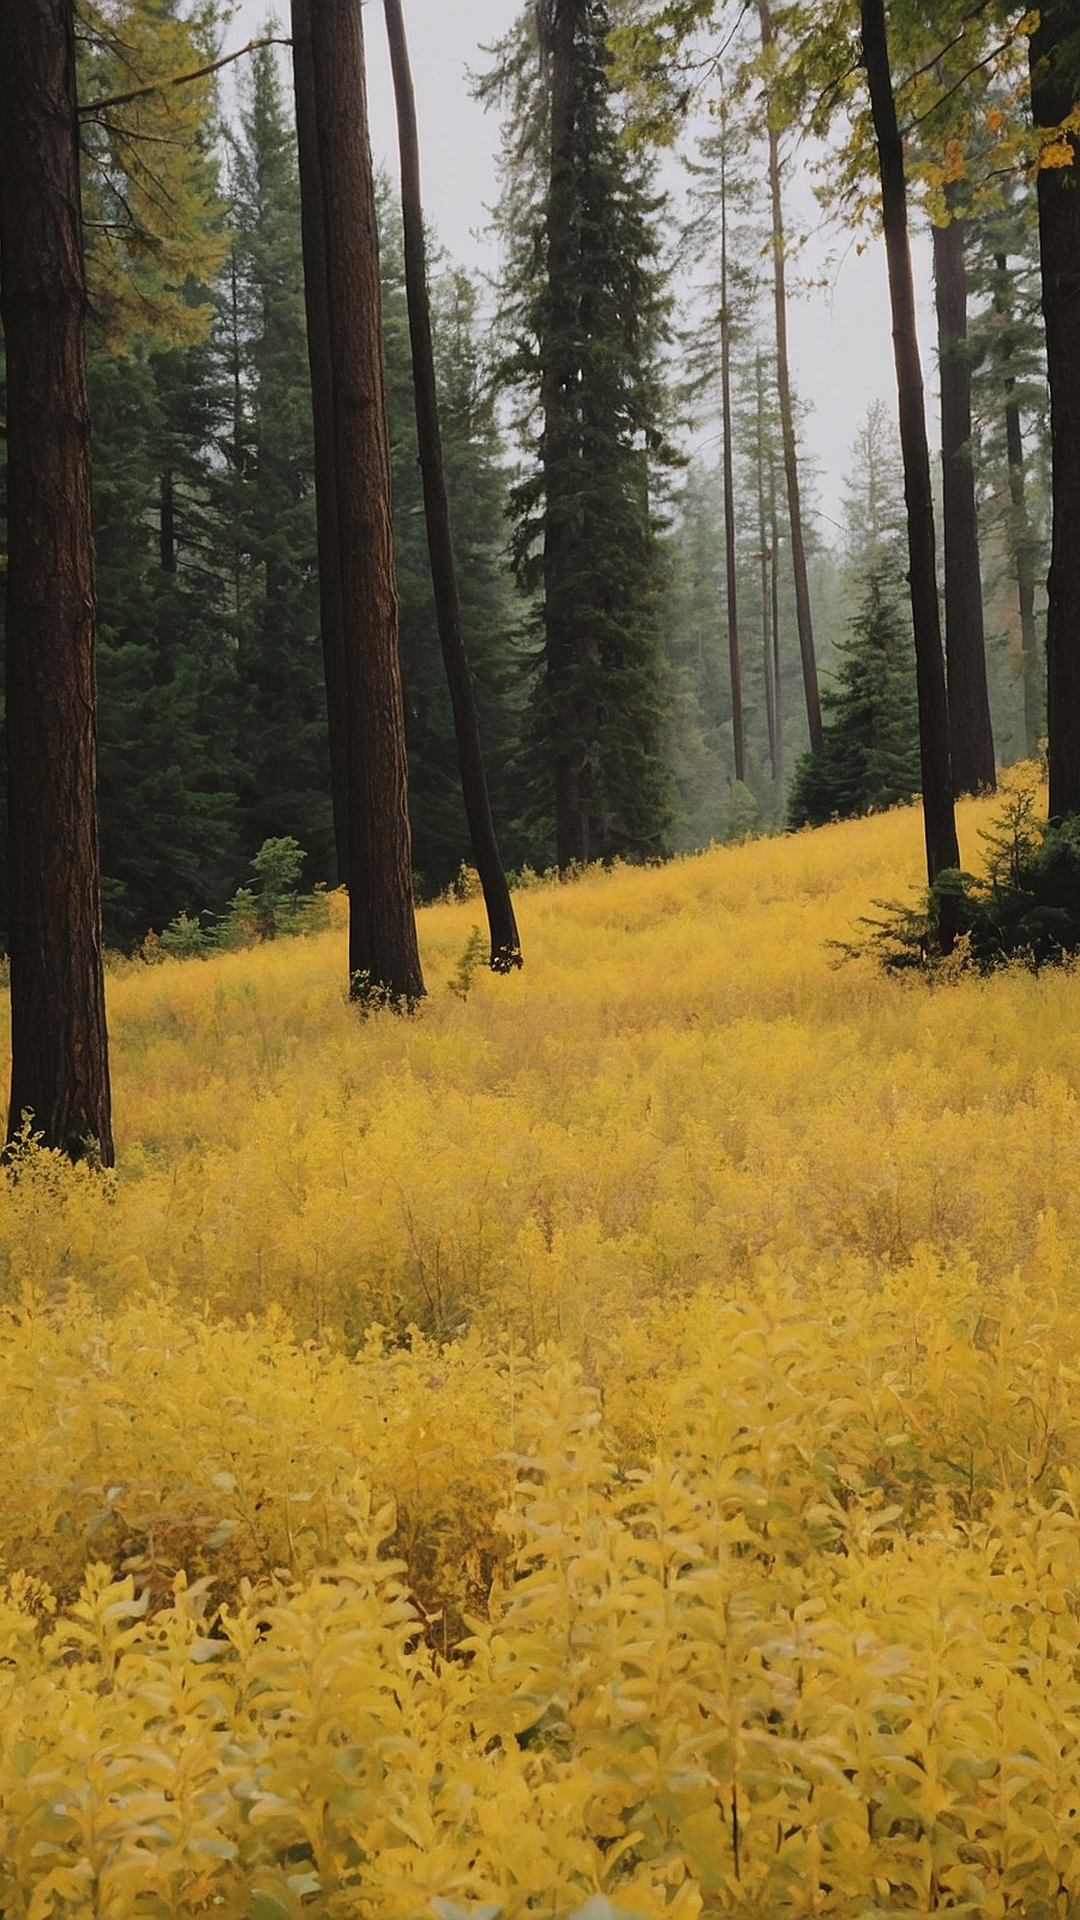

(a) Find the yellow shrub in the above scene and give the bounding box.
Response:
[4,799,1080,1912]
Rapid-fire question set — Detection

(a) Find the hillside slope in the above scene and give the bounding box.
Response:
[4,800,1080,1916]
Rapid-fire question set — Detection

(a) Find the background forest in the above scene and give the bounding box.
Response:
[0,0,1050,951]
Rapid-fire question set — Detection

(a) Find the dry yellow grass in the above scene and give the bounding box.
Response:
[5,796,1080,1916]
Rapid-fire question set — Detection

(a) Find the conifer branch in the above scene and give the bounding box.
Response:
[78,36,291,117]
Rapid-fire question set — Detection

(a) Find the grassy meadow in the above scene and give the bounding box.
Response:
[6,796,1080,1916]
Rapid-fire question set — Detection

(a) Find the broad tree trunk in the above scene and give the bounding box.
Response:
[1029,2,1080,819]
[292,0,424,1002]
[539,0,594,871]
[718,130,745,784]
[291,0,350,888]
[995,253,1043,753]
[383,0,521,971]
[0,0,114,1164]
[860,0,960,925]
[932,212,995,796]
[758,1,822,756]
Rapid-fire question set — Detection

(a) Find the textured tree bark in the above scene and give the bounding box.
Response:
[717,129,745,785]
[758,0,822,756]
[0,0,114,1164]
[293,0,424,1002]
[999,300,1043,754]
[861,0,960,928]
[932,213,995,796]
[290,0,350,888]
[383,0,521,971]
[1030,2,1080,820]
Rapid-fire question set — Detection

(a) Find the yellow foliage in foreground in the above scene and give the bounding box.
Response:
[6,797,1080,1914]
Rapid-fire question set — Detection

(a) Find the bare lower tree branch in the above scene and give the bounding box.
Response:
[77,36,290,116]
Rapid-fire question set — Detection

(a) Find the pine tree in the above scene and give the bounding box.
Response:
[968,188,1049,758]
[788,571,920,828]
[227,39,335,887]
[484,0,673,869]
[91,340,239,941]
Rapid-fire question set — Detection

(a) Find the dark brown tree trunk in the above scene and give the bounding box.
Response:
[861,0,960,926]
[718,131,745,785]
[291,0,350,888]
[1029,3,1080,819]
[383,0,521,971]
[758,1,822,756]
[932,212,995,796]
[539,0,593,871]
[292,0,424,1002]
[0,0,114,1164]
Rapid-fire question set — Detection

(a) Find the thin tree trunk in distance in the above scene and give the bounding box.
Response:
[0,0,114,1164]
[932,212,995,795]
[383,0,522,972]
[160,468,177,573]
[1029,1,1080,819]
[718,116,745,784]
[755,354,779,780]
[291,0,349,888]
[769,449,784,784]
[294,0,425,1002]
[758,0,822,756]
[860,0,960,931]
[995,250,1042,753]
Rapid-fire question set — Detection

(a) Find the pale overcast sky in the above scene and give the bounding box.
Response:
[227,0,936,531]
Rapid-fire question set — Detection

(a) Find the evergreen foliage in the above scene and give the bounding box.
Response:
[788,570,920,828]
[485,1,674,867]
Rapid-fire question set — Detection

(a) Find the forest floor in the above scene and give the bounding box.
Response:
[4,794,1080,1916]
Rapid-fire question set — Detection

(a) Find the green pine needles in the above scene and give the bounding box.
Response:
[788,567,921,829]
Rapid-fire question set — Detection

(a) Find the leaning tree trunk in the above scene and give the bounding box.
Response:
[1030,1,1080,820]
[0,0,114,1164]
[758,0,822,756]
[292,0,424,1003]
[932,210,996,796]
[291,0,351,889]
[383,0,522,972]
[861,0,960,928]
[717,122,745,785]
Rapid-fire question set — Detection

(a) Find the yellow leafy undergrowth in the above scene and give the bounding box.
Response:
[7,795,1080,1913]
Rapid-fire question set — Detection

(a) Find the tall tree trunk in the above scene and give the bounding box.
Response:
[932,211,995,795]
[383,0,521,971]
[860,0,960,926]
[292,0,424,1002]
[758,0,822,755]
[755,354,779,781]
[539,0,593,870]
[1029,3,1080,819]
[995,251,1042,753]
[0,0,114,1164]
[718,119,745,784]
[291,0,350,888]
[769,447,784,784]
